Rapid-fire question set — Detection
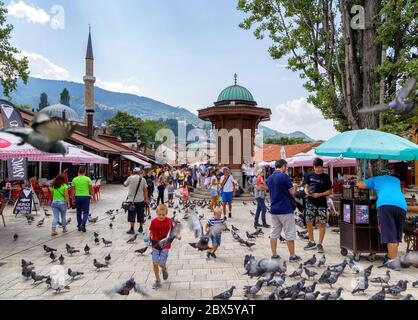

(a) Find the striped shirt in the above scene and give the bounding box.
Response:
[208,217,225,227]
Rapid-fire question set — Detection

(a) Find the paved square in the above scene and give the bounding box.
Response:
[0,185,416,300]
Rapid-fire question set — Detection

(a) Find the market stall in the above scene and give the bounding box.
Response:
[316,129,418,261]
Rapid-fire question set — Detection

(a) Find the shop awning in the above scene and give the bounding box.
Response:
[122,154,151,168]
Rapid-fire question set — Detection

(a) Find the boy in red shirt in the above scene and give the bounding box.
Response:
[149,204,181,289]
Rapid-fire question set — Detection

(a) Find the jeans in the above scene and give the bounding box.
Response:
[157,191,165,205]
[52,200,67,229]
[75,196,90,227]
[255,197,267,225]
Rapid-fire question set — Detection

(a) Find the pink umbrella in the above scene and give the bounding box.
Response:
[0,132,108,164]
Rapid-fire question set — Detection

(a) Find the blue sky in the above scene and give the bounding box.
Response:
[5,0,338,140]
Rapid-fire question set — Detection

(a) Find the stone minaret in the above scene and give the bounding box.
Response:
[83,26,95,137]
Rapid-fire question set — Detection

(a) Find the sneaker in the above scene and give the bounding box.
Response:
[271,255,280,259]
[138,226,143,233]
[254,223,262,228]
[206,251,211,259]
[304,241,317,250]
[162,269,169,281]
[77,226,81,232]
[81,225,86,233]
[262,224,271,228]
[152,281,162,289]
[223,216,227,221]
[211,252,217,259]
[317,244,325,253]
[126,229,135,235]
[62,228,68,234]
[289,255,302,262]
[51,230,58,237]
[228,212,232,218]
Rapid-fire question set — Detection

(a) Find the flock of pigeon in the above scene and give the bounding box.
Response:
[11,197,418,300]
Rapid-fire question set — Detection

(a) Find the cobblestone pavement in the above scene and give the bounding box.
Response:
[0,185,416,300]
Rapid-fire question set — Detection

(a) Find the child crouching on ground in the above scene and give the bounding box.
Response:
[149,204,181,289]
[205,208,225,259]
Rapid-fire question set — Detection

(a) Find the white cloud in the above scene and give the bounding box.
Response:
[6,1,50,25]
[20,50,70,80]
[265,97,338,141]
[96,79,142,96]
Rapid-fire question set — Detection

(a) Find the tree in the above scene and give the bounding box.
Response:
[38,92,49,110]
[0,1,29,97]
[16,104,31,111]
[265,136,308,145]
[238,0,417,133]
[60,88,70,106]
[238,0,417,175]
[106,112,168,147]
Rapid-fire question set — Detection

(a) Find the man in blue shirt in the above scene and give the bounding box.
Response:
[358,169,408,262]
[267,160,300,262]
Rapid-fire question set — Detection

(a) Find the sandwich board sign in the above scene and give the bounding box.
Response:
[13,187,33,216]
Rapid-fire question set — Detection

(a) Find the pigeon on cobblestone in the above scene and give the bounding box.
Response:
[94,232,99,238]
[94,237,100,245]
[300,291,320,300]
[13,233,18,241]
[370,270,390,285]
[352,275,369,295]
[22,266,34,279]
[58,254,65,265]
[105,254,111,265]
[43,245,57,253]
[329,260,347,273]
[413,280,418,288]
[289,264,303,278]
[244,280,264,298]
[369,288,386,300]
[321,287,344,300]
[348,257,361,274]
[127,234,138,244]
[268,273,286,287]
[102,238,112,247]
[93,259,108,271]
[304,267,317,279]
[317,255,326,267]
[384,280,408,297]
[31,271,48,284]
[49,251,57,262]
[21,259,33,268]
[84,244,90,255]
[213,286,236,300]
[135,247,148,255]
[324,273,340,288]
[37,218,45,227]
[303,255,317,267]
[68,269,84,280]
[301,281,317,294]
[231,225,239,232]
[401,294,413,300]
[104,278,139,296]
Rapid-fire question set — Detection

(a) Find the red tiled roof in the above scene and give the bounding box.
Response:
[257,143,321,162]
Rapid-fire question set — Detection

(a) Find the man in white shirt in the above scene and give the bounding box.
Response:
[220,168,236,220]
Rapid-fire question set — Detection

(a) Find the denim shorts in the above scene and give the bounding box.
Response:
[210,188,218,197]
[211,236,222,247]
[152,248,169,265]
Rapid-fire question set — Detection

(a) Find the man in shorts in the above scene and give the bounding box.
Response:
[220,168,236,220]
[358,169,408,262]
[303,158,332,253]
[124,167,148,234]
[266,160,300,262]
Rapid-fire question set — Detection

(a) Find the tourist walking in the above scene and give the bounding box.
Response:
[178,168,185,187]
[253,169,270,228]
[303,158,333,253]
[266,160,300,262]
[124,167,148,234]
[156,176,166,205]
[72,167,94,233]
[50,175,71,237]
[358,169,408,262]
[220,168,236,220]
[192,165,198,189]
[208,169,219,210]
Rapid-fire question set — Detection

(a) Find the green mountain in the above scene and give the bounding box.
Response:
[6,77,313,141]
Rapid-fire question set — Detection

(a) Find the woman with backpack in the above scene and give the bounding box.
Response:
[50,175,71,237]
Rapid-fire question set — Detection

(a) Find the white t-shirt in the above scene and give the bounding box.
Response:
[220,175,234,193]
[210,176,218,190]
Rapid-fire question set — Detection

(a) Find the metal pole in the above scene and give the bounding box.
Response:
[39,162,42,179]
[363,159,367,180]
